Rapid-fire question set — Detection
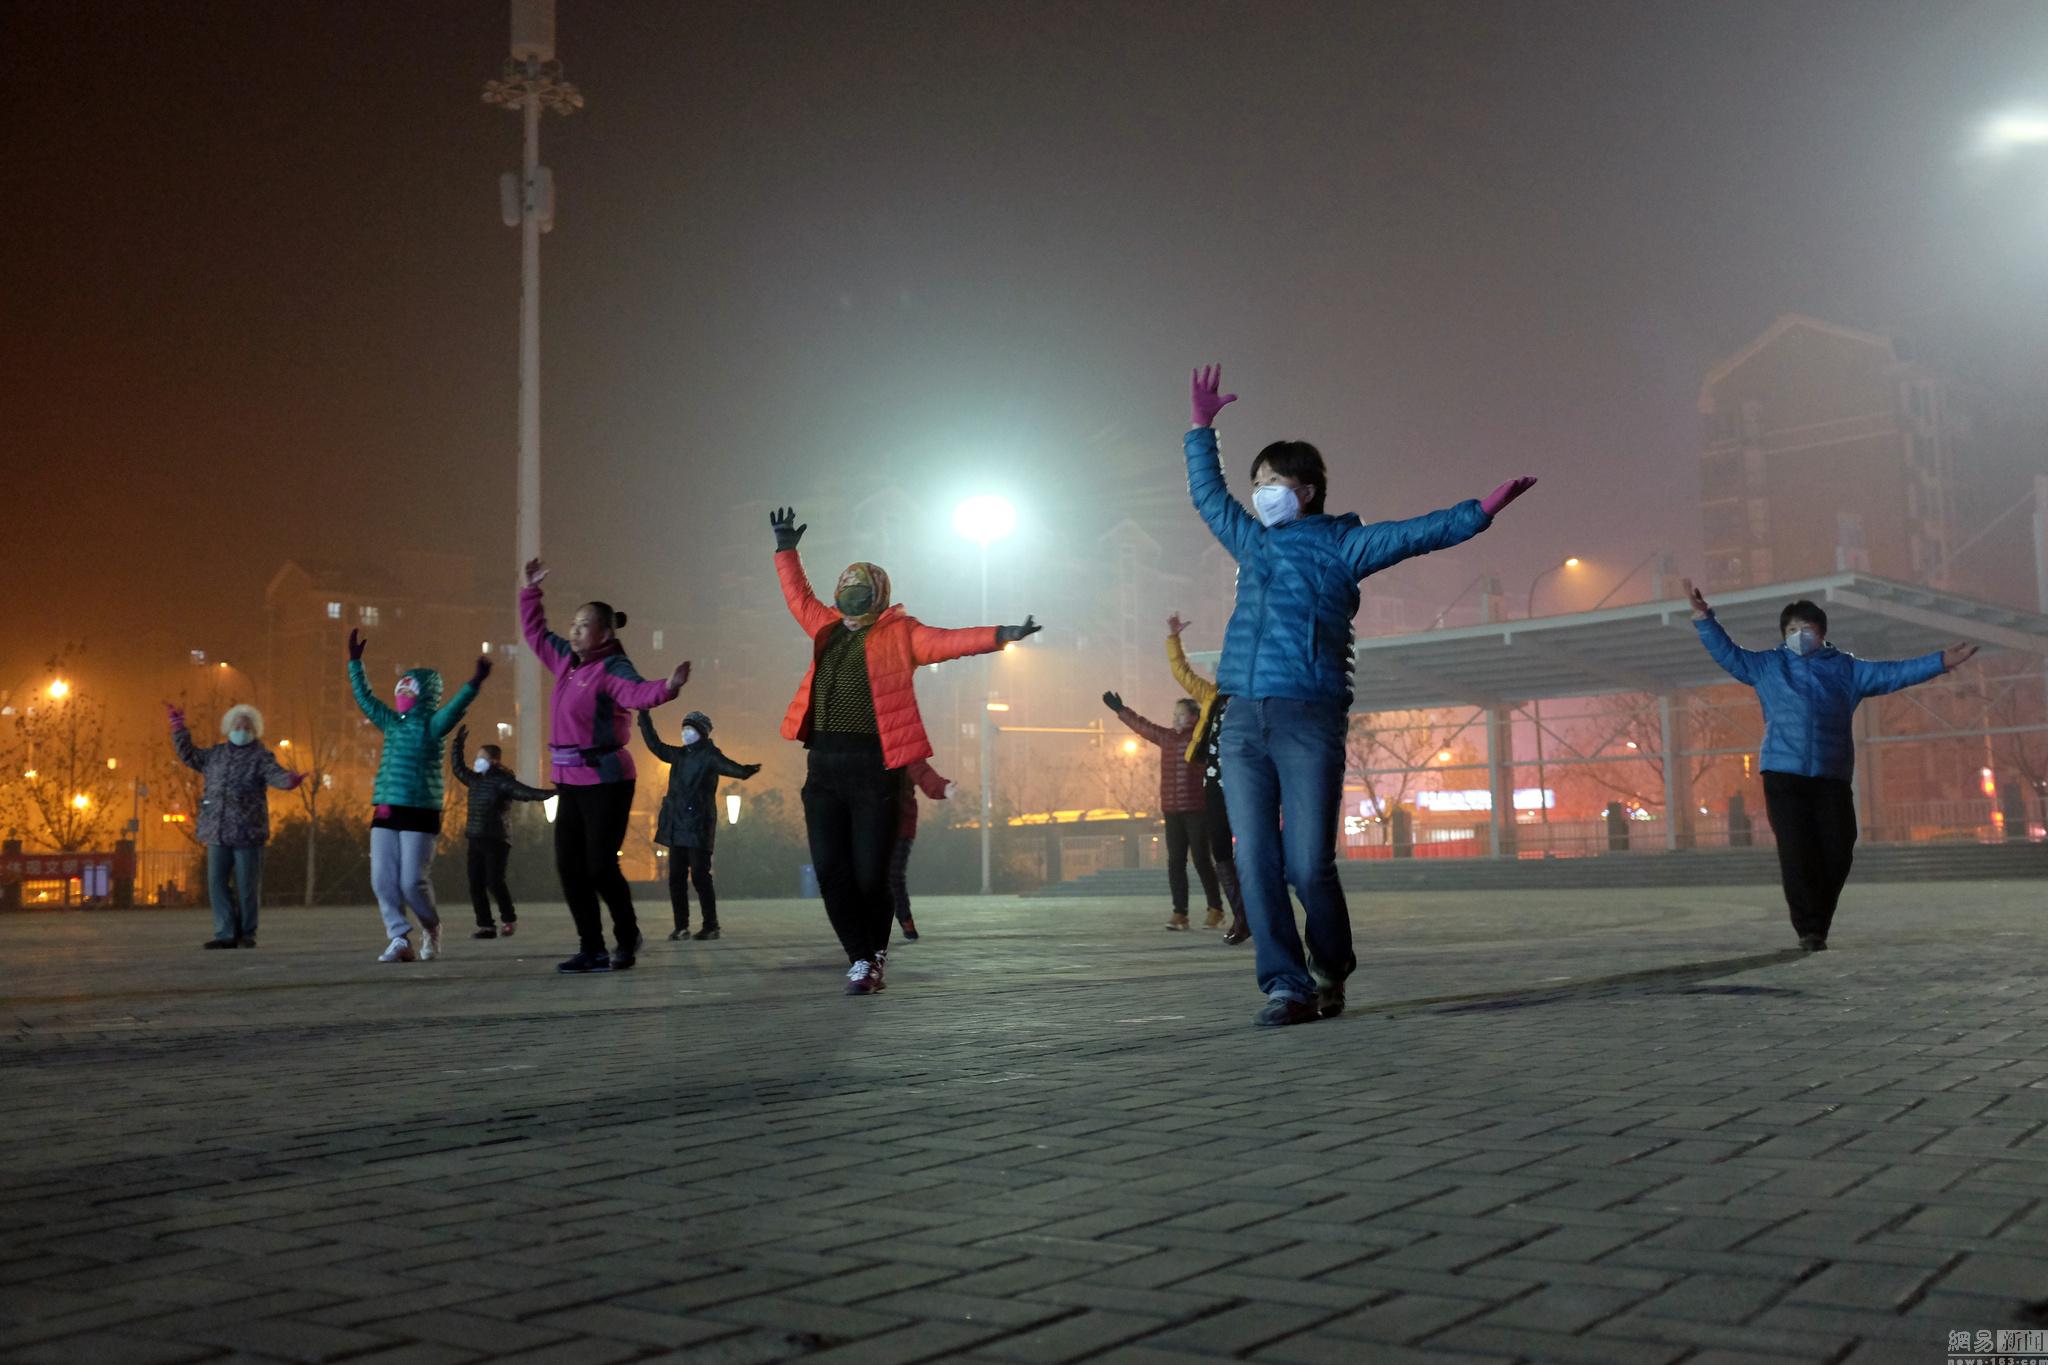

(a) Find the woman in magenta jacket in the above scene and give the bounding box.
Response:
[521,557,689,974]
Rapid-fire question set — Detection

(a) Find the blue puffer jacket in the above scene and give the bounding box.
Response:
[1187,425,1492,705]
[1694,614,1944,781]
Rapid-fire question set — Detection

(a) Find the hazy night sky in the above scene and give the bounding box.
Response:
[11,0,2048,690]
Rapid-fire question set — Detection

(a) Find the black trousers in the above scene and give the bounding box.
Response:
[1163,808,1221,913]
[889,835,916,925]
[1204,780,1235,864]
[554,780,639,954]
[801,740,902,965]
[467,837,515,927]
[668,845,716,930]
[1762,771,1858,941]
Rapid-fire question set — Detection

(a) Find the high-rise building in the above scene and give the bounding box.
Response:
[1699,314,1965,592]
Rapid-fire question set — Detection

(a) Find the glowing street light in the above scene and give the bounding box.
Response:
[1980,109,2048,155]
[1121,738,1140,756]
[725,793,742,826]
[70,793,90,811]
[47,679,70,700]
[955,493,1018,895]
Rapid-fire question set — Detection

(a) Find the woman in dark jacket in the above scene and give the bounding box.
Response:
[452,726,552,939]
[637,709,760,941]
[168,702,307,950]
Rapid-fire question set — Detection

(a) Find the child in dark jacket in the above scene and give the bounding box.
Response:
[637,709,760,940]
[1687,581,1974,950]
[452,726,551,939]
[890,759,953,942]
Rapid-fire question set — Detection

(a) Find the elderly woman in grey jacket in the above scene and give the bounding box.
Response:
[168,701,306,950]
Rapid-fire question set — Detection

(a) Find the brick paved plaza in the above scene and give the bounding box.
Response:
[4,881,2046,1365]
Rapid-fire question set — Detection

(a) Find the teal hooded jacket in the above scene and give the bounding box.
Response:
[349,661,478,809]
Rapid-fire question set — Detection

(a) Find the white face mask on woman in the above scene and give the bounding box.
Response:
[1784,627,1823,656]
[1252,484,1303,528]
[473,756,492,773]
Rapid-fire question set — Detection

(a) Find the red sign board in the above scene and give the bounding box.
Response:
[0,851,135,884]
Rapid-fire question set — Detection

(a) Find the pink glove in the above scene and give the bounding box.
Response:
[287,771,309,790]
[1480,477,1537,518]
[1190,364,1237,428]
[165,703,186,732]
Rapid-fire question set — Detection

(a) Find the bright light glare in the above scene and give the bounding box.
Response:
[47,679,70,700]
[985,702,1011,713]
[70,793,90,810]
[543,795,559,824]
[1981,109,2048,153]
[952,494,1017,547]
[1121,738,1140,755]
[726,793,742,826]
[1564,557,1581,568]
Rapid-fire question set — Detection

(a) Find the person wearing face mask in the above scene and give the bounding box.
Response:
[1102,690,1223,932]
[770,506,1042,995]
[636,708,761,941]
[451,725,551,940]
[167,701,308,950]
[349,630,488,964]
[1186,364,1537,1026]
[1165,613,1251,945]
[889,758,955,943]
[522,558,691,973]
[1687,582,1977,951]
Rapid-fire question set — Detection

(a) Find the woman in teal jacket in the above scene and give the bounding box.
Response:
[1187,363,1536,1027]
[1688,581,1975,950]
[348,628,487,963]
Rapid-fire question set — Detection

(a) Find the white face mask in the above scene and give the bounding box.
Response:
[1253,484,1303,528]
[473,756,492,773]
[681,727,702,746]
[1785,628,1822,656]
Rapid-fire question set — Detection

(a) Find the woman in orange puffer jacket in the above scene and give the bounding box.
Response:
[770,507,1041,996]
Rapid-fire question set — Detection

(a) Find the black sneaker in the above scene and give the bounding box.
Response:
[1315,983,1346,1017]
[237,937,257,949]
[668,928,685,941]
[1255,996,1322,1028]
[557,952,612,974]
[473,927,498,940]
[693,924,720,941]
[899,917,919,942]
[202,938,236,950]
[1798,935,1827,952]
[611,950,636,971]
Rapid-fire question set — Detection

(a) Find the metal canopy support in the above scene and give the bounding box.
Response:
[1857,702,1882,842]
[1486,705,1515,857]
[1660,694,1693,851]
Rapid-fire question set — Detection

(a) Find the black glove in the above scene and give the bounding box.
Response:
[997,615,1042,645]
[348,629,366,662]
[742,763,763,778]
[469,656,493,689]
[771,507,806,552]
[1102,690,1123,713]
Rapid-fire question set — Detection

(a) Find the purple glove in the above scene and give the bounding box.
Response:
[1480,477,1537,518]
[165,703,186,732]
[1190,364,1238,428]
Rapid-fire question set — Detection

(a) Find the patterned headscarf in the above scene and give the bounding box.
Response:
[834,562,892,631]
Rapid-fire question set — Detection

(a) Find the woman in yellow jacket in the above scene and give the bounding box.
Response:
[1166,613,1249,944]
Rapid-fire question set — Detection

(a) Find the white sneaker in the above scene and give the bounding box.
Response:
[378,938,416,963]
[419,925,441,961]
[844,960,877,995]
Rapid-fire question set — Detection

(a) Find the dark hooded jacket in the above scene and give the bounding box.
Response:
[638,711,758,850]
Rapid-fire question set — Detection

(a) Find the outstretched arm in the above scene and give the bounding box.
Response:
[598,657,682,713]
[506,775,552,802]
[907,620,1005,666]
[1340,502,1494,580]
[259,747,300,791]
[1165,620,1217,706]
[1685,581,1766,686]
[1104,692,1174,748]
[636,709,683,763]
[712,749,763,780]
[1853,650,1950,698]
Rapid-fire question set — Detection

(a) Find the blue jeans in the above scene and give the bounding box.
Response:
[1219,697,1354,1002]
[207,844,263,942]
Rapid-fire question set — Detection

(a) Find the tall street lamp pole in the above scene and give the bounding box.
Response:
[954,495,1016,895]
[485,0,581,781]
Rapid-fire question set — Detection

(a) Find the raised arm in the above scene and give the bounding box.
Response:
[1685,582,1765,686]
[1103,692,1175,749]
[1185,425,1260,563]
[597,655,681,712]
[1339,502,1493,581]
[429,660,487,741]
[519,564,574,677]
[451,725,475,787]
[636,709,683,763]
[1852,651,1949,698]
[1165,620,1217,706]
[347,657,399,730]
[169,706,208,773]
[771,509,841,637]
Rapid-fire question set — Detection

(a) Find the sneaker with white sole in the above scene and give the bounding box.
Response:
[872,949,888,992]
[378,938,416,964]
[844,960,879,995]
[419,925,442,961]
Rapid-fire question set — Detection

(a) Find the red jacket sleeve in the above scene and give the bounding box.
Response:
[1116,708,1175,749]
[907,620,1003,666]
[775,549,841,638]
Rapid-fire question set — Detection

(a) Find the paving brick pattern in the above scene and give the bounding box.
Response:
[3,882,2045,1363]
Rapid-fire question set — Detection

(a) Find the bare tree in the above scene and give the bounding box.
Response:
[1348,707,1485,833]
[0,661,126,852]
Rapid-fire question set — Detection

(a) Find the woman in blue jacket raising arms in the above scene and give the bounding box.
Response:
[1186,364,1536,1027]
[1687,580,1976,952]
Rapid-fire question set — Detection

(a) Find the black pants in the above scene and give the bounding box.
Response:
[668,845,716,930]
[467,837,515,928]
[801,740,902,965]
[554,780,639,954]
[1205,779,1246,918]
[1762,771,1858,941]
[889,835,916,925]
[1163,809,1221,913]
